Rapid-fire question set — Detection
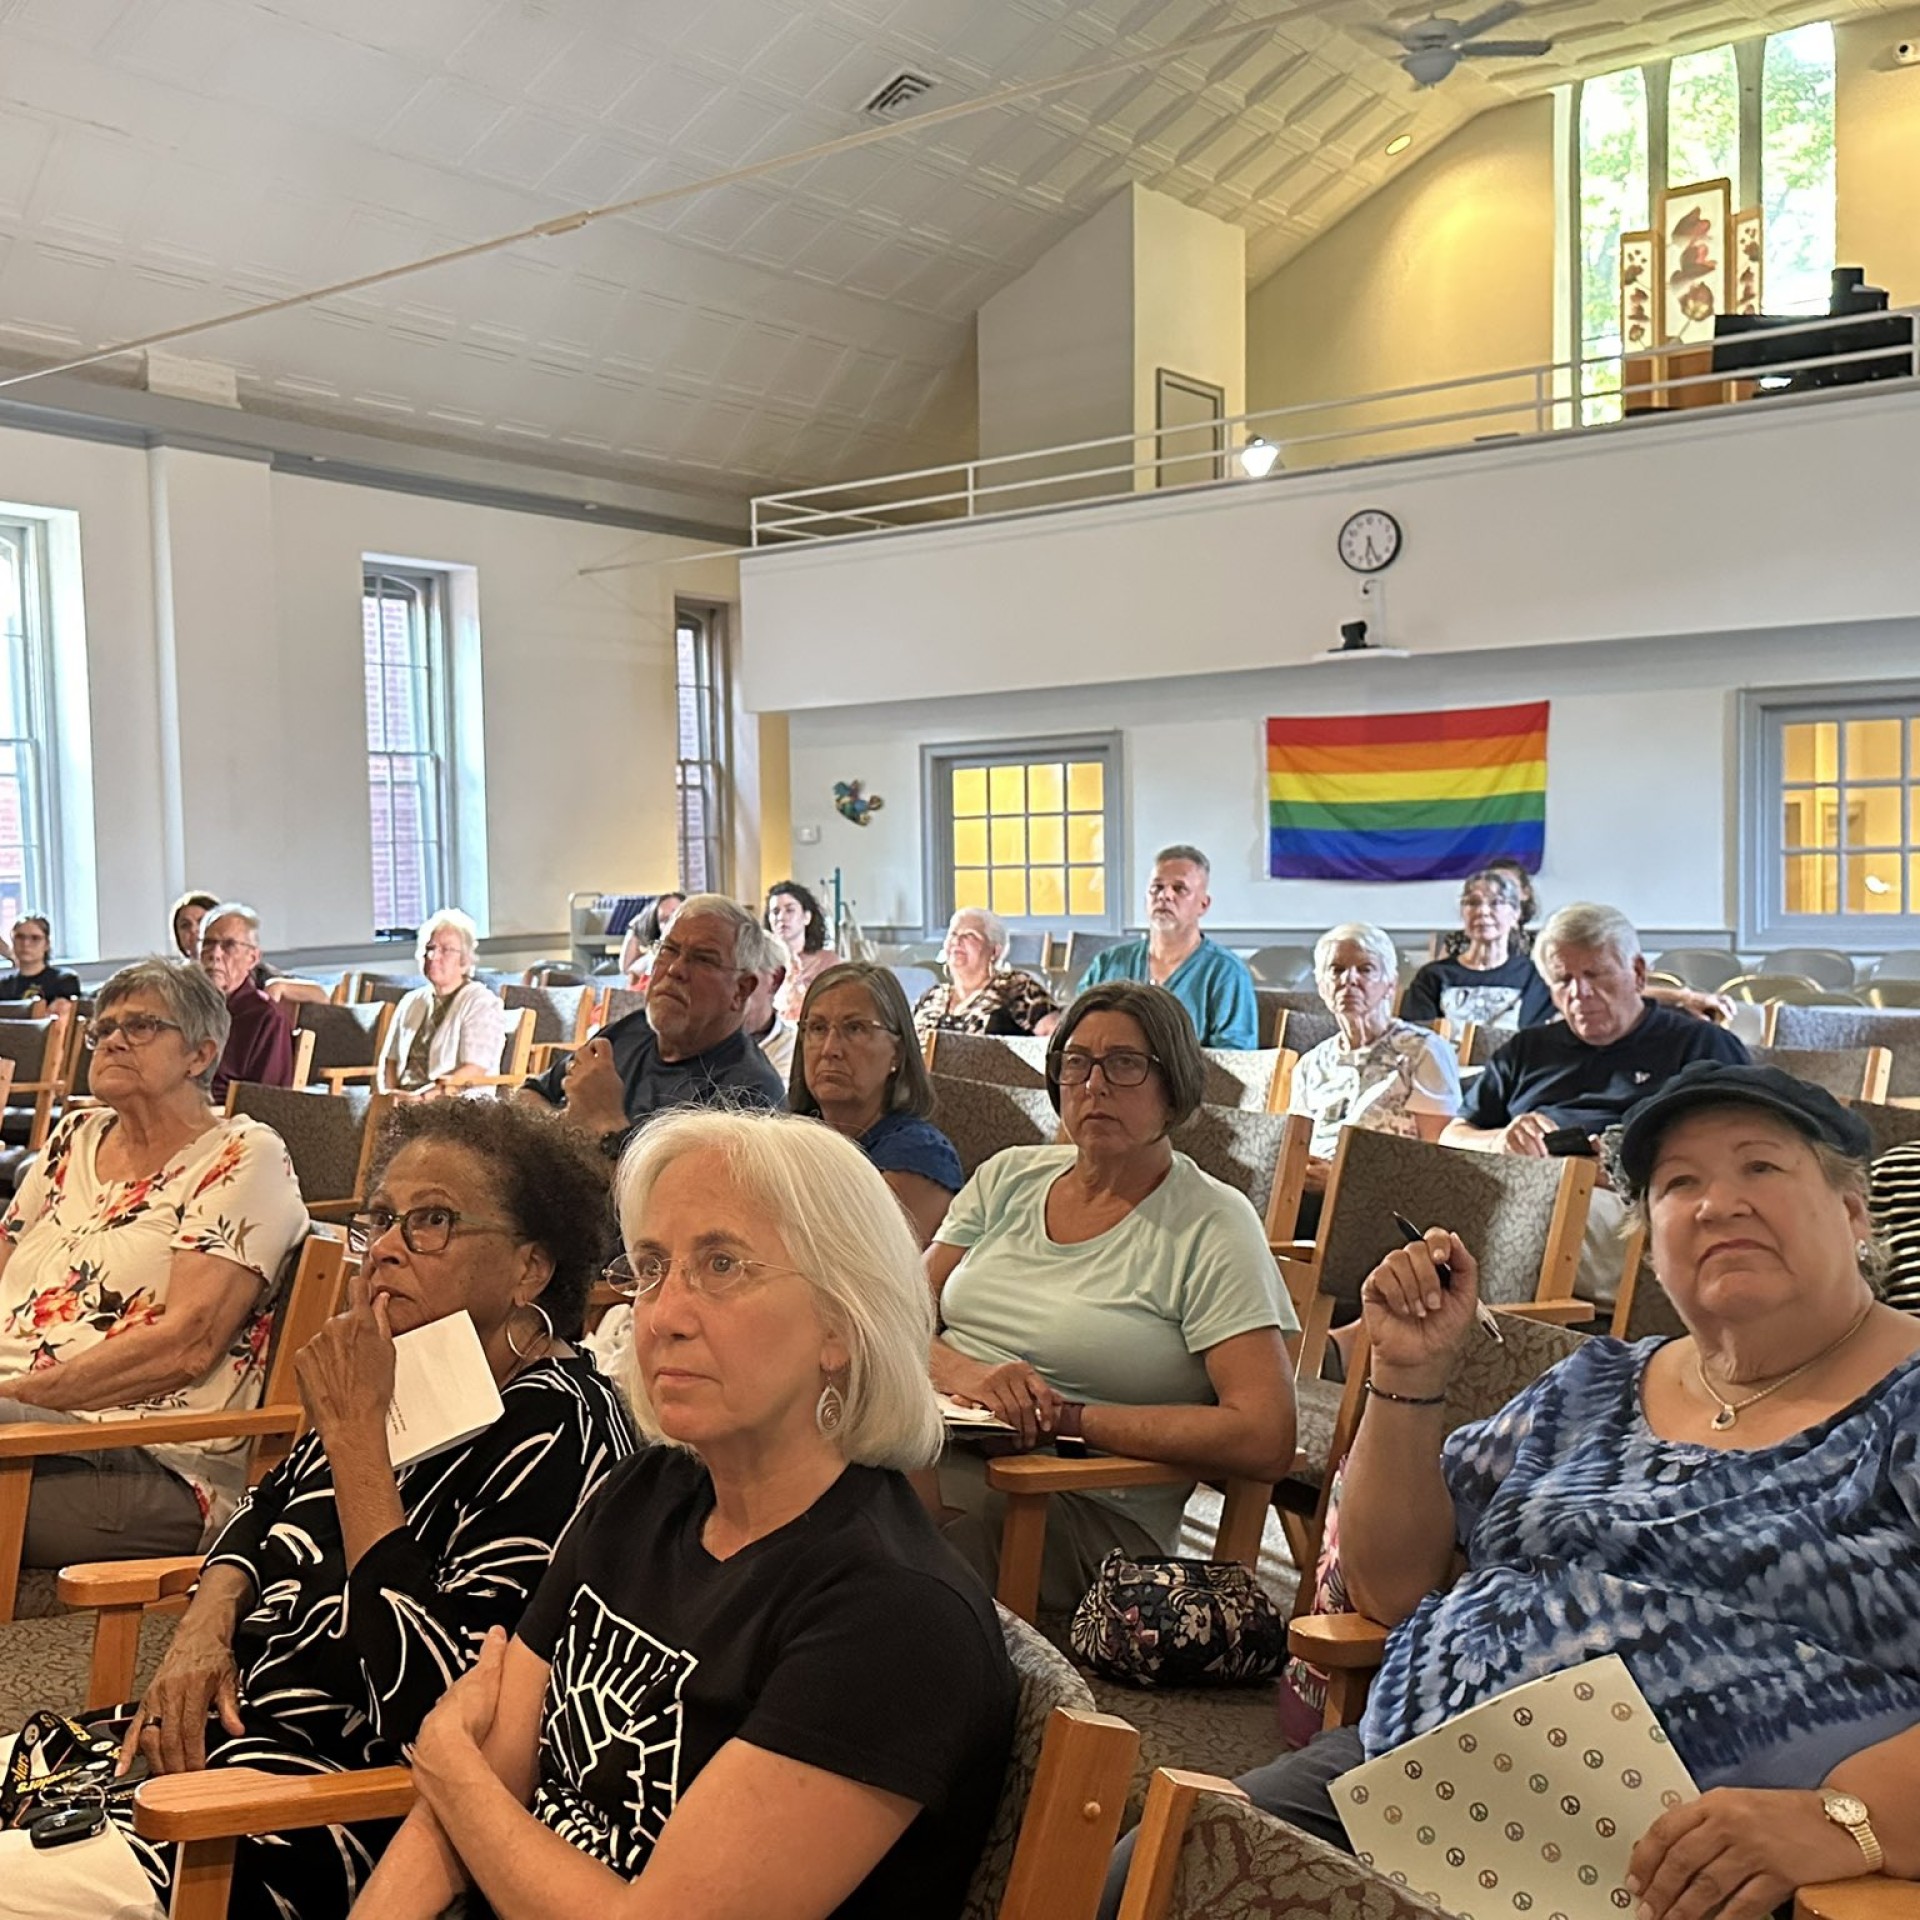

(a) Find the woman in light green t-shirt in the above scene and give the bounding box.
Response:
[926,981,1299,1613]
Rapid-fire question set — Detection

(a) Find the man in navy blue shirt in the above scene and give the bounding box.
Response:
[1443,902,1749,1155]
[520,896,783,1155]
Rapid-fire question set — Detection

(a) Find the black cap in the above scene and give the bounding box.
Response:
[1615,1060,1874,1199]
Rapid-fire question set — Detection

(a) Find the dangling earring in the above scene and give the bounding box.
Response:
[1856,1239,1874,1270]
[815,1381,846,1435]
[506,1301,555,1359]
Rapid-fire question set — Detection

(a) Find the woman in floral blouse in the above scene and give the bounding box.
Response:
[0,958,307,1564]
[911,908,1060,1042]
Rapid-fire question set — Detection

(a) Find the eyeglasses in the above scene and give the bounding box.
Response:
[653,938,736,976]
[199,937,256,957]
[604,1247,802,1300]
[86,1013,184,1050]
[1056,1048,1159,1088]
[799,1017,891,1045]
[347,1206,523,1257]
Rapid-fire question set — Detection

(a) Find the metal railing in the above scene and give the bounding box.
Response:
[749,307,1919,547]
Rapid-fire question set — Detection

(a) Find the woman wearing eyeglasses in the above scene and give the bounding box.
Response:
[0,958,307,1568]
[789,962,962,1248]
[925,981,1299,1613]
[121,1097,633,1919]
[355,1108,1015,1920]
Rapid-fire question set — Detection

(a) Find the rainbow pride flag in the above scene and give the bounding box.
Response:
[1266,702,1548,882]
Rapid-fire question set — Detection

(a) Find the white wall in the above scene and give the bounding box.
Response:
[783,616,1919,941]
[0,422,734,961]
[742,384,1920,715]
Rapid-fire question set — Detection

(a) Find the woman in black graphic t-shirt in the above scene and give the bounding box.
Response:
[356,1109,1016,1920]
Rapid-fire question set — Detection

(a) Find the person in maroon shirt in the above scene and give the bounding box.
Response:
[198,903,294,1100]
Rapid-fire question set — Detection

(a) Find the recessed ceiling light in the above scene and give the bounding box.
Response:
[1385,134,1413,155]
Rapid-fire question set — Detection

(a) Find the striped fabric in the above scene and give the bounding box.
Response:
[1267,701,1548,882]
[1870,1140,1920,1314]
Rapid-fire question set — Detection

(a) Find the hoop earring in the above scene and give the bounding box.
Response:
[815,1382,846,1435]
[506,1301,555,1360]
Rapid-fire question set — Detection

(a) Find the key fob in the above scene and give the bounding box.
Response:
[29,1804,107,1849]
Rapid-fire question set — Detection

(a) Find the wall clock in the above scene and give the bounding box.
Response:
[1338,509,1403,573]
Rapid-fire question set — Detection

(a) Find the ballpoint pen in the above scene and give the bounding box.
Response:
[1391,1212,1504,1343]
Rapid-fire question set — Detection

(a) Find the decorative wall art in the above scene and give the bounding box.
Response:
[1658,178,1732,345]
[1732,205,1764,316]
[1619,231,1655,355]
[832,780,884,826]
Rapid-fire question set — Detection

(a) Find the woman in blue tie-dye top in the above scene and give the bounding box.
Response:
[1103,1062,1920,1920]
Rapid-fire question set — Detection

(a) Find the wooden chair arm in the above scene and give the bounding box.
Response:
[1287,1611,1392,1668]
[134,1765,415,1842]
[0,1406,302,1458]
[1270,1239,1316,1259]
[986,1454,1190,1495]
[306,1197,363,1223]
[528,1042,581,1074]
[1795,1881,1920,1920]
[57,1555,205,1608]
[1498,1299,1598,1325]
[318,1067,375,1092]
[1116,1768,1249,1920]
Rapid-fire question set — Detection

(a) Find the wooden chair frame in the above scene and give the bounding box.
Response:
[130,1702,1139,1920]
[0,1004,75,1150]
[0,1227,350,1622]
[222,1086,391,1223]
[1115,1767,1252,1920]
[305,1002,396,1094]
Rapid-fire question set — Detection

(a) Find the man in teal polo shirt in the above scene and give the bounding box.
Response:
[1079,845,1259,1048]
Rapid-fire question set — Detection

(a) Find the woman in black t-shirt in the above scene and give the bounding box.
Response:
[1403,870,1552,1038]
[0,914,80,1011]
[356,1109,1016,1920]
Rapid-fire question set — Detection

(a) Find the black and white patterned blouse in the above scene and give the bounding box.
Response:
[1870,1140,1920,1315]
[127,1352,635,1918]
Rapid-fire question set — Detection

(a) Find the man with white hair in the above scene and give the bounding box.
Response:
[1443,902,1748,1156]
[197,902,294,1099]
[911,907,1058,1042]
[519,893,783,1153]
[1080,845,1258,1048]
[739,917,797,1082]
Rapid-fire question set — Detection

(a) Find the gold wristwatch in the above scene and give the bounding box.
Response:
[1821,1791,1884,1872]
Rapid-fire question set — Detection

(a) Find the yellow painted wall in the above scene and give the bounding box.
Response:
[1835,7,1920,305]
[1246,98,1557,462]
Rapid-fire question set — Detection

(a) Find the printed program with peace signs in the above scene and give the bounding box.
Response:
[1332,1654,1698,1920]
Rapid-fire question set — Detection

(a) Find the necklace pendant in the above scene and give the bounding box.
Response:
[1710,1403,1738,1432]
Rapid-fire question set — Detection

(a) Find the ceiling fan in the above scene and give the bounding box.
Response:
[1384,0,1554,86]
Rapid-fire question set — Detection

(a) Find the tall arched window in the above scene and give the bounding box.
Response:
[1578,67,1649,423]
[1762,22,1837,314]
[1667,43,1739,189]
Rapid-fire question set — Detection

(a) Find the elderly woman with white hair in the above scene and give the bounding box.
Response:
[1289,922,1463,1217]
[912,907,1060,1041]
[354,1109,1017,1920]
[375,909,507,1099]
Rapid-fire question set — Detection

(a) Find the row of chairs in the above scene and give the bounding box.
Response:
[1655,945,1920,995]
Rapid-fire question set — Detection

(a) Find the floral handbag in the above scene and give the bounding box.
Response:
[1069,1548,1289,1689]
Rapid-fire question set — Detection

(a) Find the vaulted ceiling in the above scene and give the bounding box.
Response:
[0,0,1883,509]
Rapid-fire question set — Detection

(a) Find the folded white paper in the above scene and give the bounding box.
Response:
[937,1393,1015,1432]
[1332,1655,1697,1920]
[386,1310,506,1469]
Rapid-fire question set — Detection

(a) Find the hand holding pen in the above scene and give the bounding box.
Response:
[1391,1214,1506,1345]
[1359,1219,1501,1395]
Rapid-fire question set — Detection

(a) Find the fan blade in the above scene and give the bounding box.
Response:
[1451,0,1525,41]
[1459,38,1554,55]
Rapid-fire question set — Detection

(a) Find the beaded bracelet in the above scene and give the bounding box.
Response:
[1364,1379,1445,1406]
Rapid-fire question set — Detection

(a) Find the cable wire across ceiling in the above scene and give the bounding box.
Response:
[0,3,1317,397]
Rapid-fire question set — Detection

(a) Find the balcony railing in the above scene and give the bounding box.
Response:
[750,309,1918,548]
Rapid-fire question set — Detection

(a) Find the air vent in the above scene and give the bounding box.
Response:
[863,71,936,117]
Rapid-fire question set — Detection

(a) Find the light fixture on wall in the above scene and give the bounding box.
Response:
[1239,436,1281,478]
[1385,134,1413,155]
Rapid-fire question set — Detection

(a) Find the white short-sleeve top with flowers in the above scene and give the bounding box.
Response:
[0,1109,309,1534]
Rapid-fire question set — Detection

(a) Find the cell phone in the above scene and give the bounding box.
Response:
[1541,1127,1597,1157]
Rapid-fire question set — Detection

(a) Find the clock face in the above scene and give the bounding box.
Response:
[1339,509,1403,573]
